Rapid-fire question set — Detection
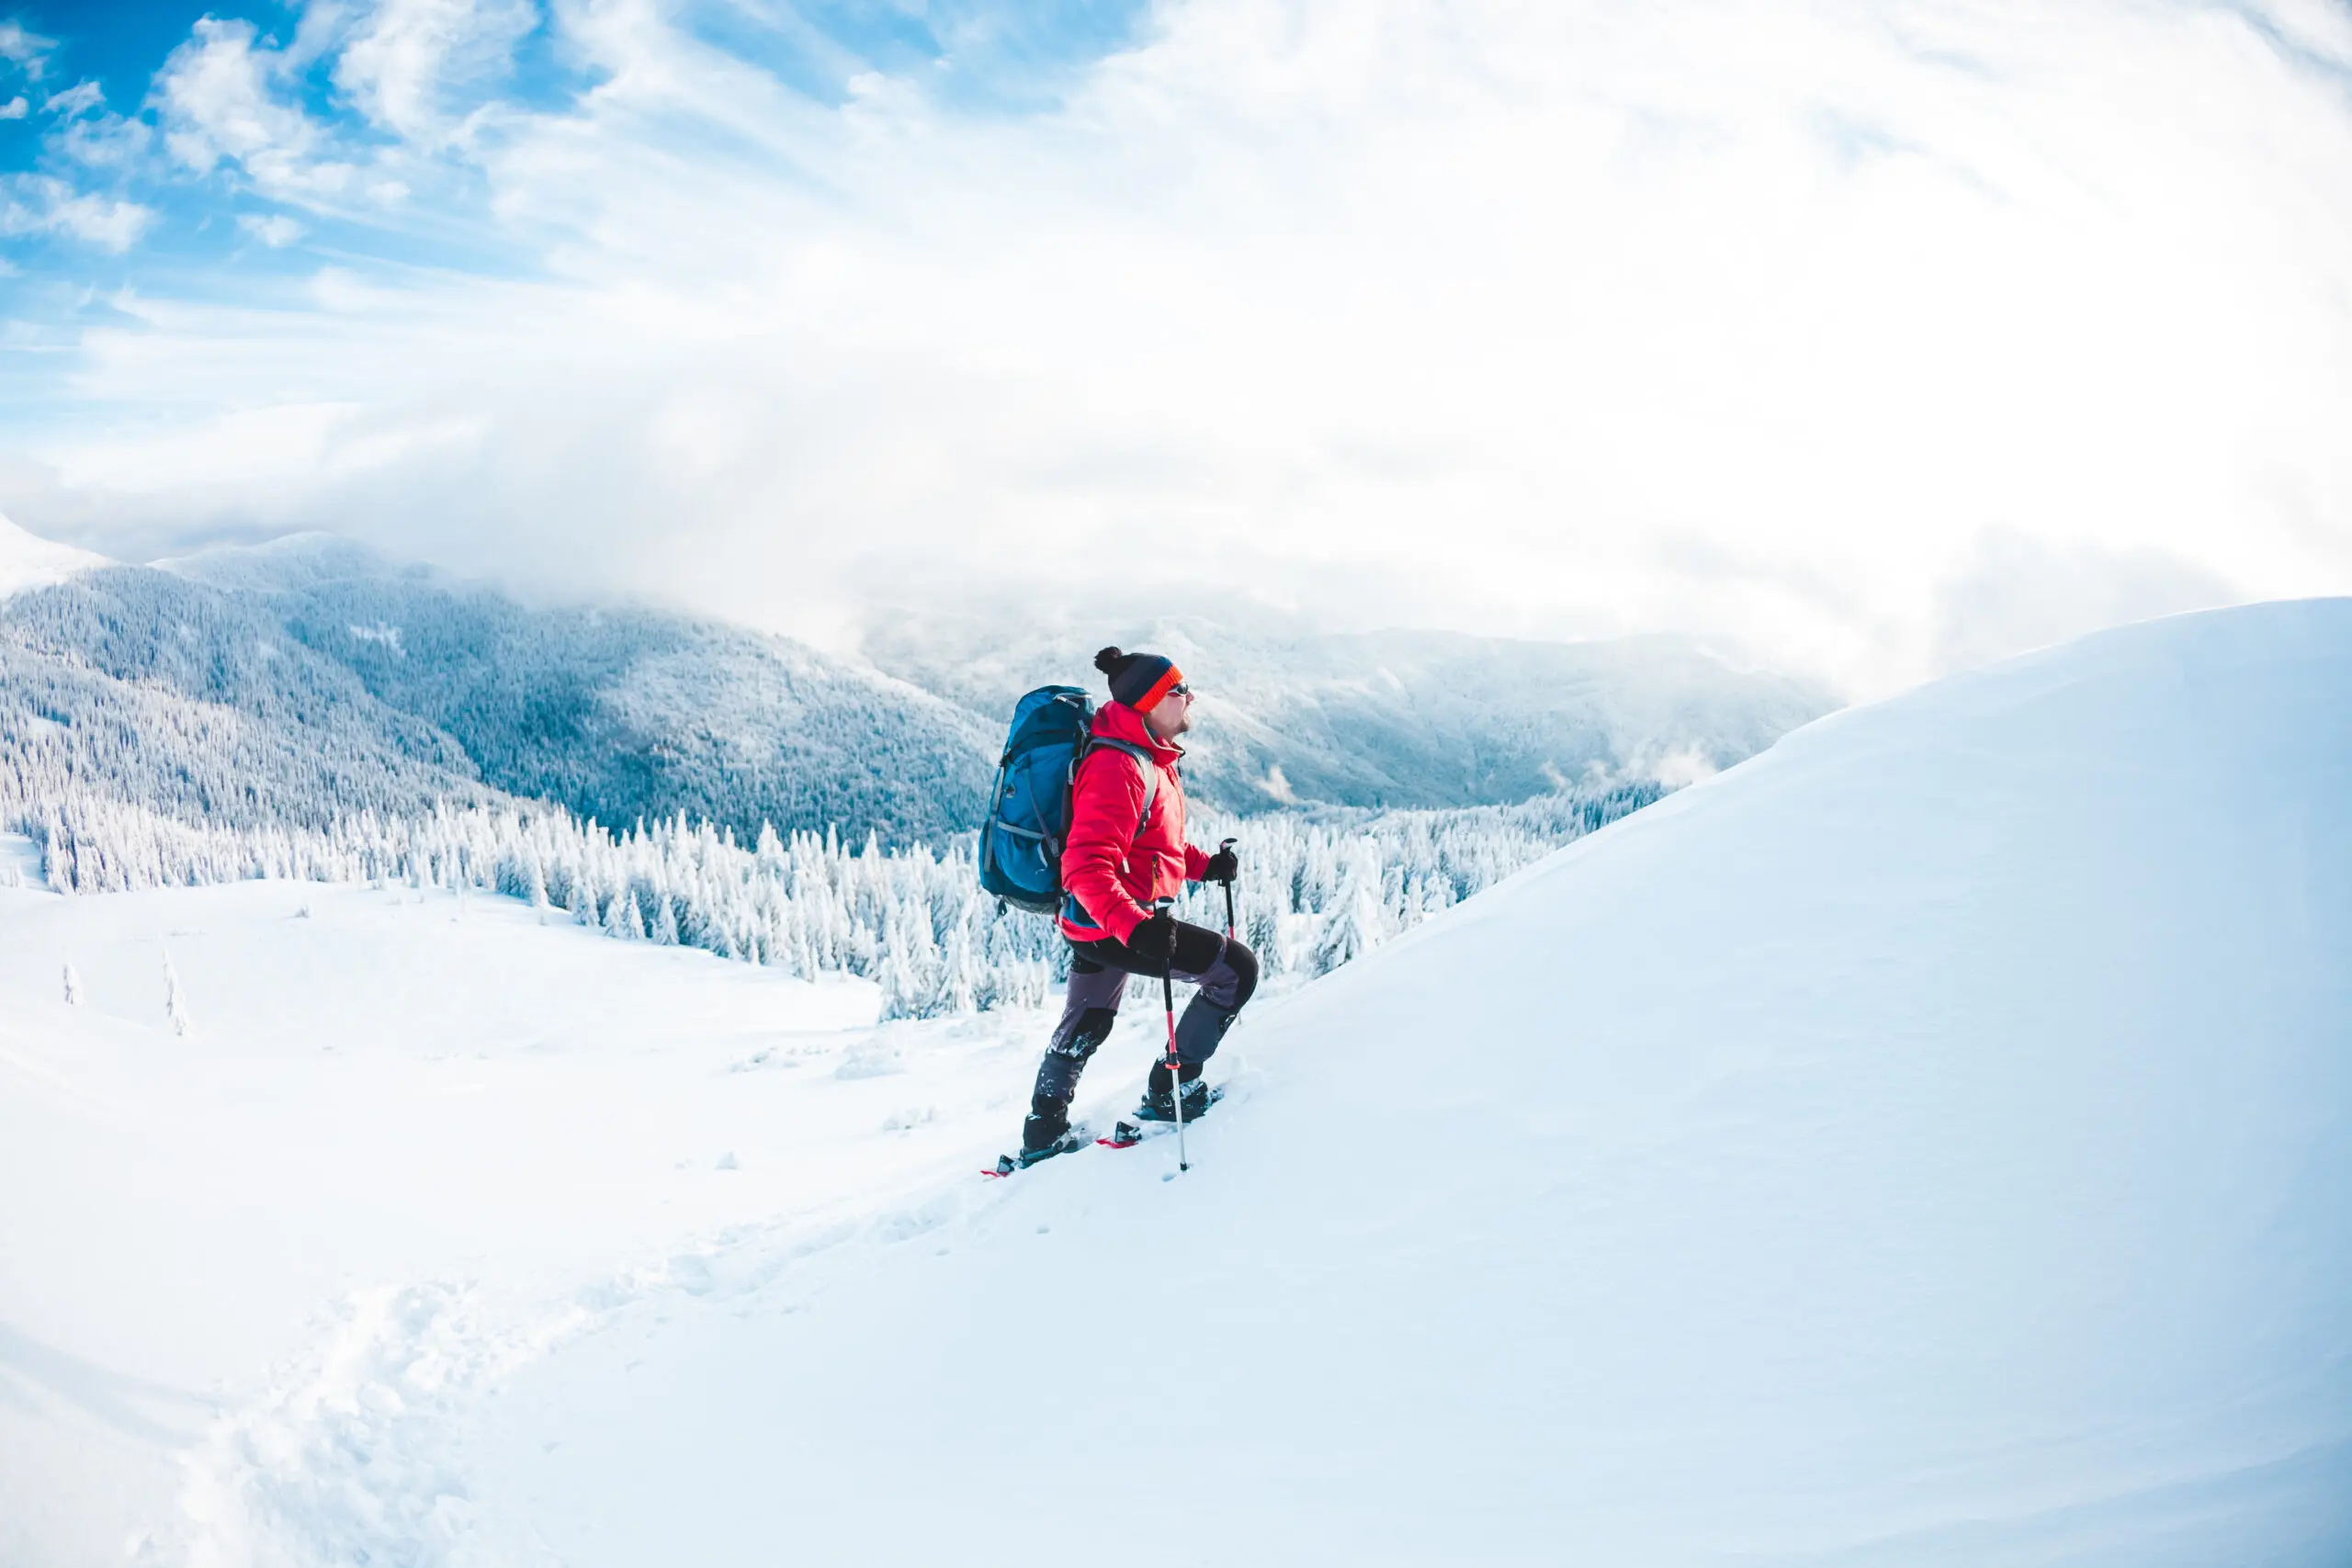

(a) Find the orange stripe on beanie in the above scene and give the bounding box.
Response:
[1094,646,1183,710]
[1135,664,1185,711]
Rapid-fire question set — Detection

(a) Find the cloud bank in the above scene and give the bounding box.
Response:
[5,0,2351,693]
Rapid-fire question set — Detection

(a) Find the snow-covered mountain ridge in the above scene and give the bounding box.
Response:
[1,530,1826,843]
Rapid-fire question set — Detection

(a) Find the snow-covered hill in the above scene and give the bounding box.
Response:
[0,560,502,826]
[481,599,2352,1563]
[5,600,2346,1566]
[0,513,107,598]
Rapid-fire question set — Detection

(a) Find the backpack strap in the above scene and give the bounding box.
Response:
[1057,739,1164,932]
[1087,739,1159,842]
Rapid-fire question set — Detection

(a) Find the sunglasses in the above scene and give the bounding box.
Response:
[1167,682,1193,698]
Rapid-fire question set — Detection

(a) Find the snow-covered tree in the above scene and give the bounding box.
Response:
[6,780,1661,1019]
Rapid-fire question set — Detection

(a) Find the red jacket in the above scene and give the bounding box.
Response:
[1059,700,1211,943]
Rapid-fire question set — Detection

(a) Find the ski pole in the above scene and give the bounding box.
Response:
[1157,897,1188,1173]
[1217,836,1238,941]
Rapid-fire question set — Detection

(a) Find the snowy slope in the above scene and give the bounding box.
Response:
[0,513,107,596]
[6,600,2346,1567]
[478,600,2352,1565]
[0,875,1153,1568]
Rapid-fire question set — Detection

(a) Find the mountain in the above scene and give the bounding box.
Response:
[1,528,1835,840]
[860,607,1836,811]
[0,557,499,827]
[1,535,998,843]
[179,540,1001,845]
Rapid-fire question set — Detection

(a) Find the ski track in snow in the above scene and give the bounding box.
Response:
[153,1052,1276,1567]
[156,1204,954,1568]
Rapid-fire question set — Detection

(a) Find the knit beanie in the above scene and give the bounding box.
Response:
[1094,646,1184,711]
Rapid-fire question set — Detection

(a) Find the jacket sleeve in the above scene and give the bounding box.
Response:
[1062,750,1152,943]
[1183,842,1211,883]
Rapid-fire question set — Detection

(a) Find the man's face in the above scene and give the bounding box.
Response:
[1145,684,1194,739]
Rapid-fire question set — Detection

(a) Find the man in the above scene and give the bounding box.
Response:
[1017,646,1257,1165]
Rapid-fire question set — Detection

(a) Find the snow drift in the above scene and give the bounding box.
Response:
[481,600,2352,1566]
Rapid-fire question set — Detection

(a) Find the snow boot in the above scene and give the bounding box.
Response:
[991,1124,1091,1177]
[1132,1078,1223,1124]
[1001,1100,1090,1174]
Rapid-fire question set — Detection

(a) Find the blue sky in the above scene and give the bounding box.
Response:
[0,0,1148,302]
[0,0,1158,454]
[0,0,2348,694]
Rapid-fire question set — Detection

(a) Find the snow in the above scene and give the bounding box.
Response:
[0,879,1156,1566]
[0,513,107,597]
[0,829,41,887]
[6,599,2349,1565]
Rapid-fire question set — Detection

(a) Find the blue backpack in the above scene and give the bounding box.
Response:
[978,685,1156,915]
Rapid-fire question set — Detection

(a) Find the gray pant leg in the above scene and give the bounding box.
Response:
[1170,936,1258,1070]
[1032,962,1128,1107]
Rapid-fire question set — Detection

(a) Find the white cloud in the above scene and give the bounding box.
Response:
[0,175,154,252]
[1931,529,2239,674]
[45,401,368,493]
[334,0,537,145]
[0,18,51,79]
[238,211,306,247]
[18,0,2352,693]
[53,112,154,168]
[42,79,100,117]
[0,96,25,120]
[40,83,155,168]
[152,17,357,200]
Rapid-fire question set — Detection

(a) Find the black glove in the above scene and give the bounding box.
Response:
[1201,845,1239,886]
[1128,908,1177,964]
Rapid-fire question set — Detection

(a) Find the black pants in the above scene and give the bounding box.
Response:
[1031,921,1259,1111]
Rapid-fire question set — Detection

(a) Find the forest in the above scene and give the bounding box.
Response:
[17,784,1662,1017]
